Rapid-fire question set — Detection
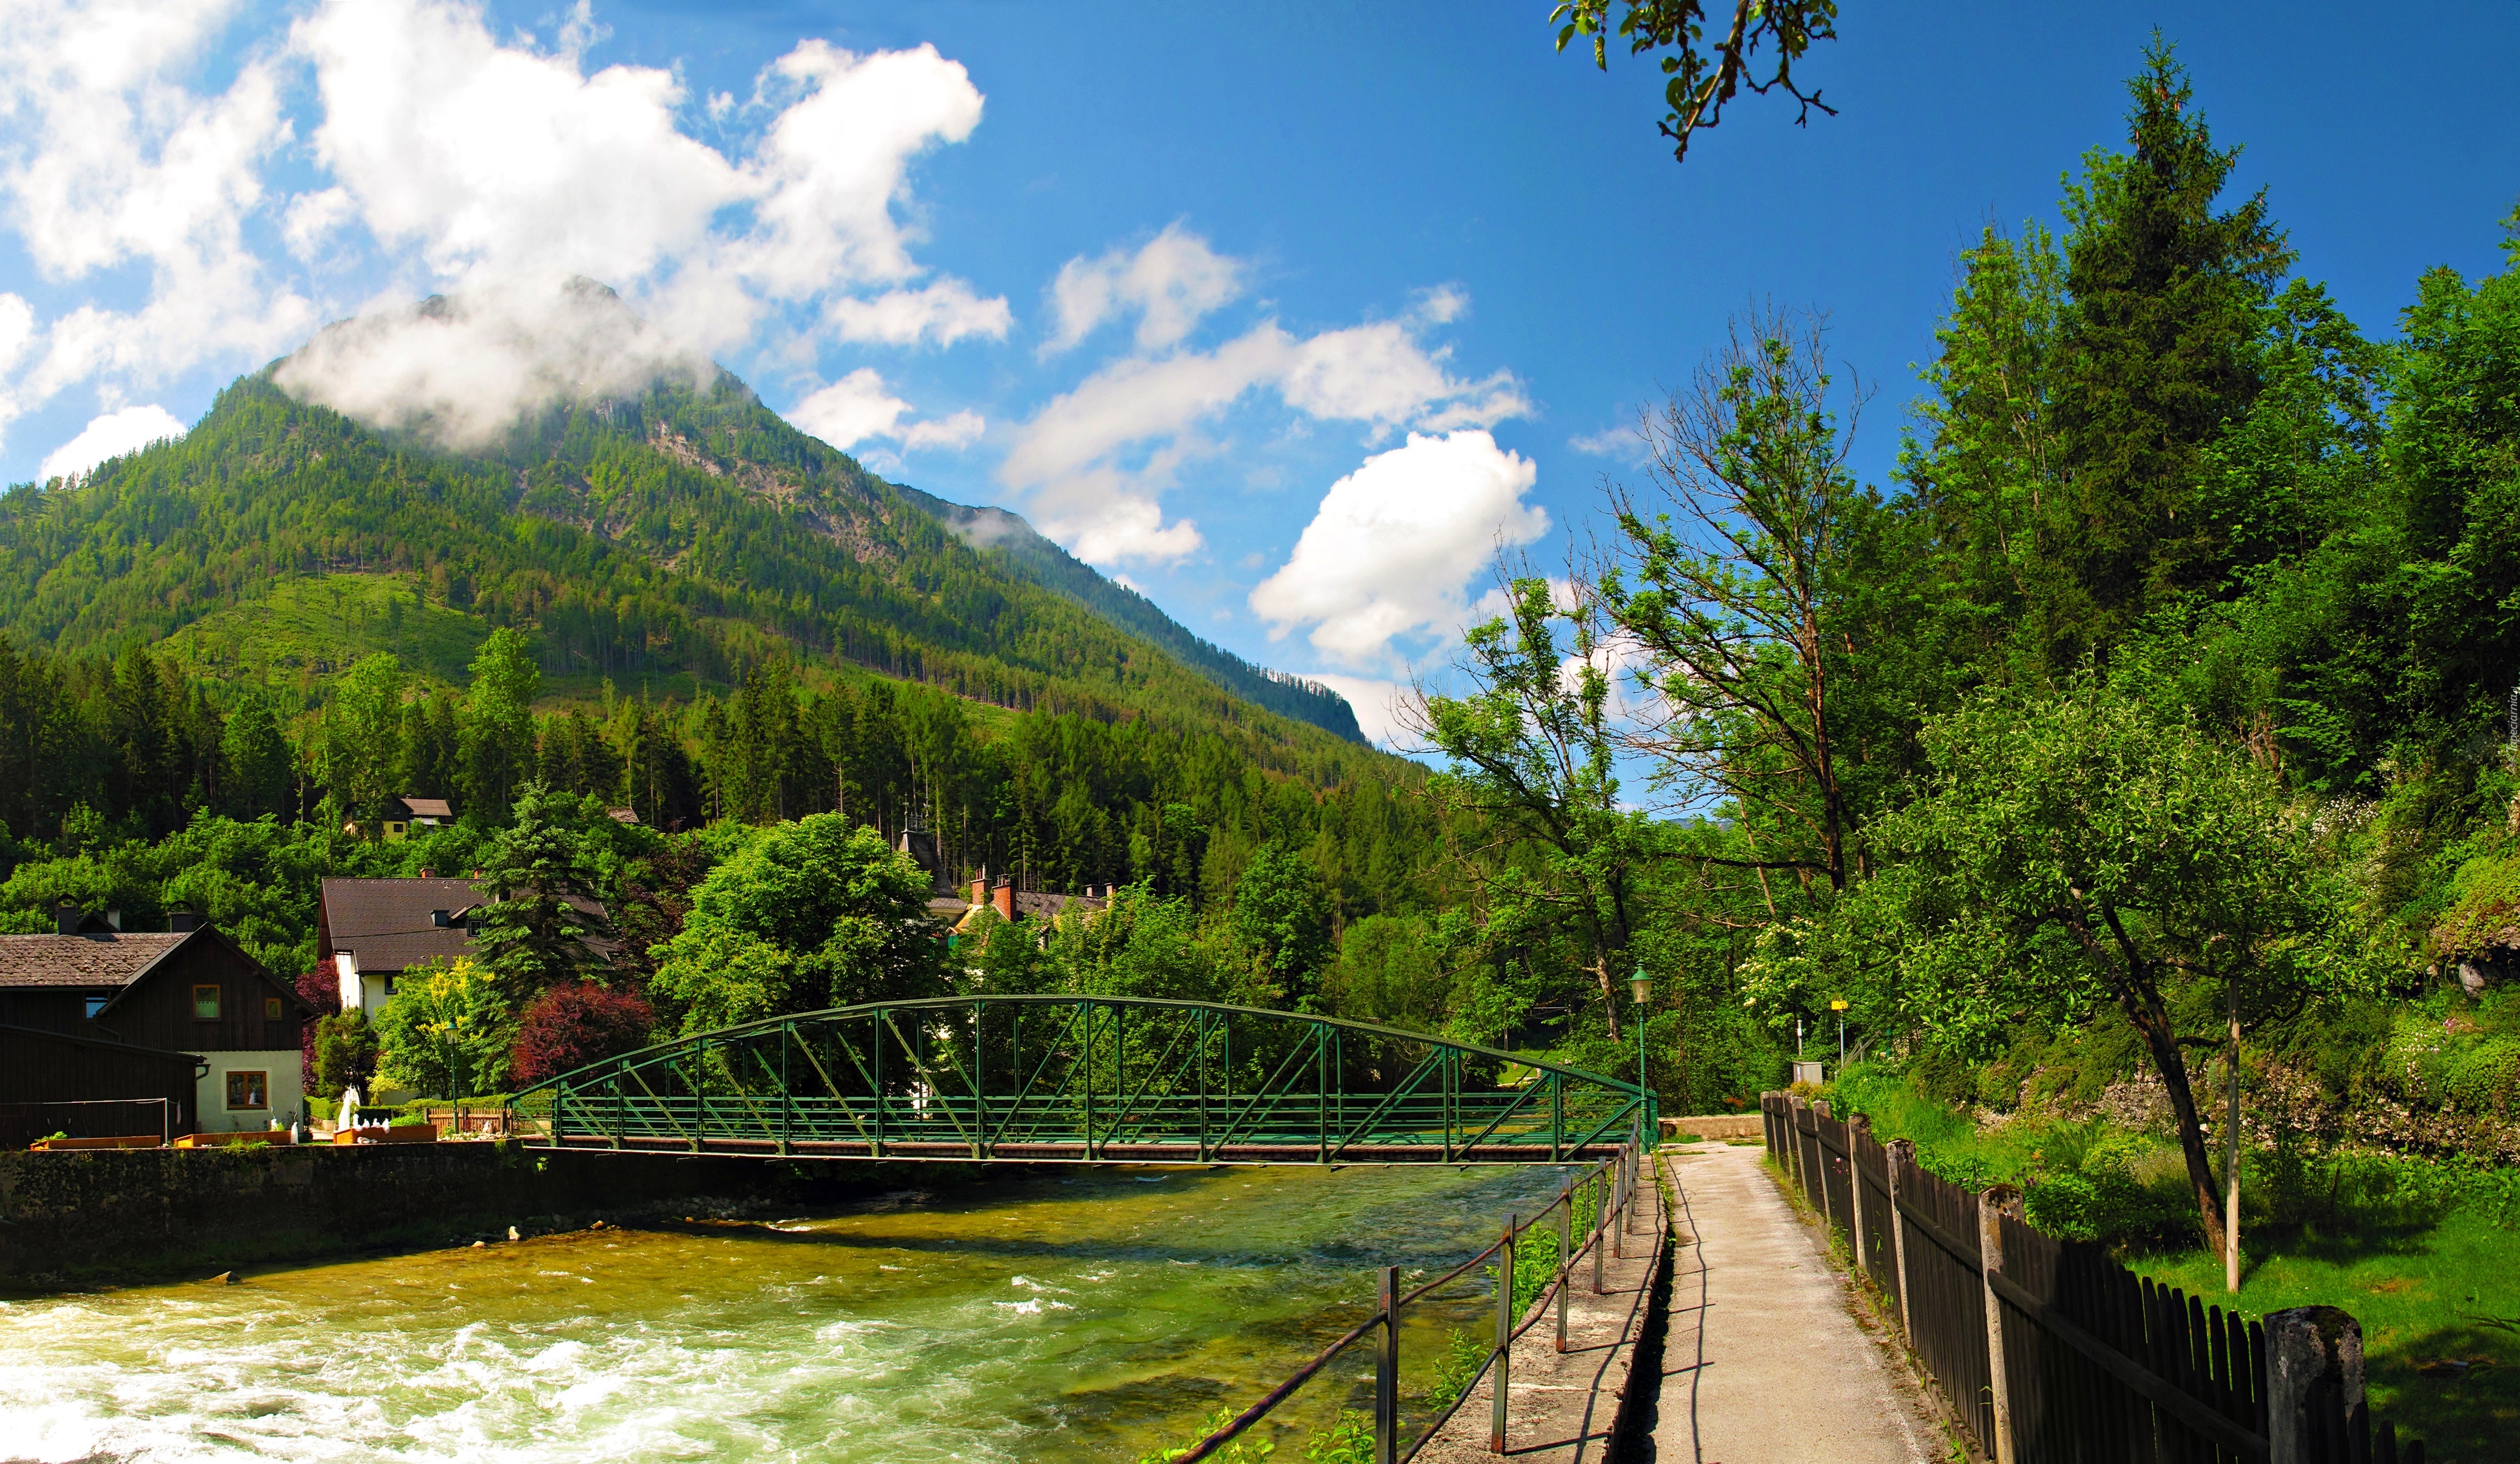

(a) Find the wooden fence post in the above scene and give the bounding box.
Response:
[1812,1101,1835,1230]
[2266,1306,2364,1464]
[1847,1114,1872,1276]
[1886,1138,1917,1343]
[1978,1184,2023,1464]
[1786,1094,1809,1201]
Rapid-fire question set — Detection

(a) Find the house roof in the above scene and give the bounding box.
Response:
[0,926,311,1023]
[321,876,485,973]
[394,796,455,819]
[320,876,610,974]
[0,933,189,989]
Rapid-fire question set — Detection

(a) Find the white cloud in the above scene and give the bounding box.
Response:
[1303,672,1410,749]
[1046,222,1244,353]
[785,366,981,453]
[37,402,186,482]
[1569,421,1646,461]
[0,1,313,423]
[281,186,357,261]
[260,1,1007,439]
[825,278,1011,346]
[735,40,985,298]
[899,408,985,449]
[275,274,710,448]
[1002,301,1530,566]
[1249,430,1548,671]
[296,0,748,297]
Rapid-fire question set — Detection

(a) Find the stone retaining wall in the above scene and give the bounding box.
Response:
[1662,1113,1762,1140]
[0,1142,957,1288]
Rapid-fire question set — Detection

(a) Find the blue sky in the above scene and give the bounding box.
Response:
[3,1,2516,743]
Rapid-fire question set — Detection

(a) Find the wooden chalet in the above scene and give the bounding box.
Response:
[0,903,314,1134]
[380,794,454,843]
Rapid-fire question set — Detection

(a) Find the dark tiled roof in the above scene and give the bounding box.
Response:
[0,934,188,989]
[321,877,612,974]
[322,877,483,974]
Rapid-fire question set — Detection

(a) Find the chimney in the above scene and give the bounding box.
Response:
[992,877,1013,920]
[169,909,201,934]
[418,867,434,878]
[53,898,78,936]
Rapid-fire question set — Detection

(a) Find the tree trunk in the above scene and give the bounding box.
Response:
[2117,981,2228,1259]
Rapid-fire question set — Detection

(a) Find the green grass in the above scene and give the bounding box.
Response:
[2135,1214,2520,1463]
[157,572,496,687]
[1829,1064,2518,1461]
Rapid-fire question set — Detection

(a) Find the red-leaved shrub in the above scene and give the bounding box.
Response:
[296,965,342,1093]
[511,982,656,1085]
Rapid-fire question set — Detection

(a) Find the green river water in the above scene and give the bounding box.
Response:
[0,1163,1580,1462]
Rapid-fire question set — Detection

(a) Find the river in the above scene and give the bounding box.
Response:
[0,1162,1581,1462]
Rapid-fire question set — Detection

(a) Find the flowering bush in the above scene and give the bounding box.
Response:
[511,981,656,1085]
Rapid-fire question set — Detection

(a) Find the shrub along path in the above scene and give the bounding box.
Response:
[1646,1141,1943,1463]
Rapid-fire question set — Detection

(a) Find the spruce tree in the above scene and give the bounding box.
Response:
[469,782,614,1000]
[2049,38,2293,656]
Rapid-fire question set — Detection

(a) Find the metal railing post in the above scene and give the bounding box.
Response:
[1376,1264,1400,1464]
[1592,1163,1606,1294]
[1491,1212,1515,1453]
[1555,1188,1571,1352]
[1979,1185,2022,1464]
[1614,1148,1626,1260]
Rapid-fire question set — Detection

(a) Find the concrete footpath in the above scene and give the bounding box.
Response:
[1646,1141,1944,1464]
[1415,1167,1667,1462]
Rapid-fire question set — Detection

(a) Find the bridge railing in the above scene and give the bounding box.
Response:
[1162,1129,1650,1464]
[507,996,1652,1165]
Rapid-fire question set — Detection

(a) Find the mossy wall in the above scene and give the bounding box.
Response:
[0,1143,955,1288]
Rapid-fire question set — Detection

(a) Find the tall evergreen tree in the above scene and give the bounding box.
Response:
[106,645,176,835]
[469,783,615,999]
[461,628,540,821]
[220,690,293,820]
[2047,38,2293,654]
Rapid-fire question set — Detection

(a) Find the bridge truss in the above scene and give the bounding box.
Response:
[506,996,1650,1165]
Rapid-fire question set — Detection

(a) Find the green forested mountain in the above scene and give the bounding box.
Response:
[0,299,1438,937]
[0,348,1359,761]
[890,483,1364,741]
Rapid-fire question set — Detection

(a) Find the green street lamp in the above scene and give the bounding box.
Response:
[1630,965,1652,1117]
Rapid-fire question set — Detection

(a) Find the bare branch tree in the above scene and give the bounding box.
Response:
[1597,304,1869,890]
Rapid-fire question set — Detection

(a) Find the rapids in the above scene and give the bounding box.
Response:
[0,1161,1578,1462]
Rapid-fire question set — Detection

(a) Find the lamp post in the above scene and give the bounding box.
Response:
[1830,998,1848,1067]
[1629,964,1652,1113]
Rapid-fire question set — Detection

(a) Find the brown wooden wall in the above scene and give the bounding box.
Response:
[99,940,303,1055]
[0,1025,199,1145]
[0,988,113,1036]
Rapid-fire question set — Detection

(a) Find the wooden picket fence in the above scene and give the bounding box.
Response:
[1759,1093,2424,1464]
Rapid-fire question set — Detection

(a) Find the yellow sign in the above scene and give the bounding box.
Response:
[1829,999,1848,1011]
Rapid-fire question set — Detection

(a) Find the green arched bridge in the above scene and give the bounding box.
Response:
[504,996,1651,1165]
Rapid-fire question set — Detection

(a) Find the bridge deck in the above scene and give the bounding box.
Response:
[523,1134,1630,1164]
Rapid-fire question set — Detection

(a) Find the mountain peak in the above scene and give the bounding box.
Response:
[272,273,716,451]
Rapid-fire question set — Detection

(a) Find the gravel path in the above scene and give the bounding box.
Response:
[1646,1141,1946,1464]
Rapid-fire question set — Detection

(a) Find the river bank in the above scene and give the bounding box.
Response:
[0,1143,994,1289]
